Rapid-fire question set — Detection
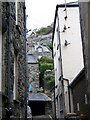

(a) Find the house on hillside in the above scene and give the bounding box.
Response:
[27,32,52,47]
[52,2,84,119]
[0,1,27,119]
[27,32,52,58]
[35,43,52,59]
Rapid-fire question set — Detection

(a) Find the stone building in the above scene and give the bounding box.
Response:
[27,32,52,59]
[78,1,90,119]
[70,68,88,119]
[27,33,52,49]
[0,1,27,119]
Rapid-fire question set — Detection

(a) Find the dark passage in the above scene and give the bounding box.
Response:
[29,101,45,116]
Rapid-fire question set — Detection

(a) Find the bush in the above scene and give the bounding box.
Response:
[36,26,53,35]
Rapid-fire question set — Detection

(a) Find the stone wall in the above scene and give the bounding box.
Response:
[79,2,90,119]
[28,63,39,92]
[45,102,52,115]
[1,2,27,119]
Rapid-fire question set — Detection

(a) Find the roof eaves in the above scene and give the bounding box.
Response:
[52,2,79,43]
[70,68,85,88]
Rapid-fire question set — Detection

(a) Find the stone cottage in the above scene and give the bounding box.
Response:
[0,1,27,119]
[27,33,52,59]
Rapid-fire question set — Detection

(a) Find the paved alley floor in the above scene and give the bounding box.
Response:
[33,115,53,120]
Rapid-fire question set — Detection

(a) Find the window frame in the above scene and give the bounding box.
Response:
[15,0,18,25]
[13,51,18,100]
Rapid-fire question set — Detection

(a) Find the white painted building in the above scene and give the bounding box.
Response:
[52,2,84,119]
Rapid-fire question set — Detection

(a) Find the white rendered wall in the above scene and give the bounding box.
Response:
[58,7,84,83]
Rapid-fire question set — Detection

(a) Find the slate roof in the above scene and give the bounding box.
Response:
[28,93,51,102]
[27,54,38,64]
[35,45,51,53]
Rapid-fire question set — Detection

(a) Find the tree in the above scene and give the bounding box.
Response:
[38,56,55,90]
[38,56,53,64]
[36,26,53,35]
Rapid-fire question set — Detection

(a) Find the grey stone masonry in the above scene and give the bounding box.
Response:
[28,63,39,92]
[0,1,27,119]
[27,33,52,59]
[79,2,90,119]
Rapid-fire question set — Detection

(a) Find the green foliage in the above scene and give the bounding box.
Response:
[47,43,53,51]
[44,76,55,89]
[39,63,53,73]
[38,56,54,89]
[38,56,53,64]
[36,26,53,35]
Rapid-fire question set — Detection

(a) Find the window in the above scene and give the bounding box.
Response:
[13,52,18,100]
[56,98,59,118]
[77,103,80,111]
[38,47,42,53]
[57,43,60,50]
[58,56,60,61]
[0,31,2,91]
[60,94,63,112]
[85,94,88,104]
[15,0,18,25]
[54,43,55,47]
[38,55,42,59]
[53,52,56,57]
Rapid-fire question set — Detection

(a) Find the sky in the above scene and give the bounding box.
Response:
[26,0,77,31]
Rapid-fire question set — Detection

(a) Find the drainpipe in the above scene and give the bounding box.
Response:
[68,82,71,113]
[57,11,66,118]
[54,87,56,120]
[23,3,28,120]
[5,3,12,119]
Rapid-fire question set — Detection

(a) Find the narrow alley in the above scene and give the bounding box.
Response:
[0,0,90,120]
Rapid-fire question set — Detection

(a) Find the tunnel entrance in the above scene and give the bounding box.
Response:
[29,101,45,116]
